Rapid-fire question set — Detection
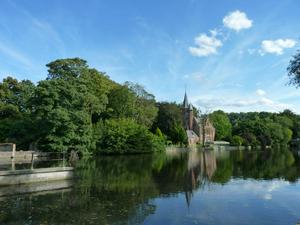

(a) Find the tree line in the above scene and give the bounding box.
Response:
[208,48,300,148]
[209,110,300,147]
[1,47,300,154]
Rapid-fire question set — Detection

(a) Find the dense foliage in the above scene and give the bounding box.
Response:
[0,58,164,154]
[152,102,187,146]
[0,77,36,149]
[97,118,164,154]
[210,110,298,147]
[209,110,232,141]
[287,49,300,88]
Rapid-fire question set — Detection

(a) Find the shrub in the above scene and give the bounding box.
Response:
[97,118,165,154]
[231,135,244,146]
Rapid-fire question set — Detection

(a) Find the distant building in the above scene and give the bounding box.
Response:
[182,92,215,146]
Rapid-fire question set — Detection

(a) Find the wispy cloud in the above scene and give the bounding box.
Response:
[6,0,65,53]
[31,19,64,48]
[195,96,291,112]
[0,42,32,67]
[183,72,208,82]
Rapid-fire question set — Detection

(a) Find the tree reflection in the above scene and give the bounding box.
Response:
[1,149,300,224]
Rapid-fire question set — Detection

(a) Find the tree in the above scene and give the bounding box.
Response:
[107,82,158,128]
[231,135,244,146]
[32,58,114,154]
[33,77,95,153]
[280,109,300,139]
[209,110,232,141]
[0,58,163,154]
[0,77,36,149]
[152,102,184,144]
[228,111,295,147]
[287,49,300,87]
[125,82,158,128]
[155,127,165,141]
[242,132,259,146]
[107,85,136,119]
[170,122,188,146]
[46,58,88,80]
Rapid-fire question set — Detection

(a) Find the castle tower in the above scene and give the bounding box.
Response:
[182,91,194,130]
[188,103,193,130]
[181,91,215,145]
[183,92,193,130]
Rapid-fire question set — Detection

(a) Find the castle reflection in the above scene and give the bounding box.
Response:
[1,149,300,225]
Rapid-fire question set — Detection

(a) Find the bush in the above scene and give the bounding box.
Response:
[169,122,188,146]
[242,132,259,146]
[231,135,244,146]
[97,118,165,154]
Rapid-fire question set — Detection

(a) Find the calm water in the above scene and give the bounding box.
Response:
[1,149,300,225]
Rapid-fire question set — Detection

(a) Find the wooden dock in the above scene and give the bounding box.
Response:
[0,143,76,187]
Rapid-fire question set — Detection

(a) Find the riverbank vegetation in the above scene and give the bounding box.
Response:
[209,110,299,147]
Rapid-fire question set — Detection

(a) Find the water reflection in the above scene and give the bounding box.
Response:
[1,149,300,225]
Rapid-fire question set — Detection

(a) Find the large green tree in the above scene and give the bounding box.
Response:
[32,58,115,153]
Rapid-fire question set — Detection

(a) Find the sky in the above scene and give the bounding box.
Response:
[0,0,300,113]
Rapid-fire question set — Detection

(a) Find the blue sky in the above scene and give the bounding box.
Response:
[0,0,300,113]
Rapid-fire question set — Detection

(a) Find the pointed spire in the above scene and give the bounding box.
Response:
[183,91,189,108]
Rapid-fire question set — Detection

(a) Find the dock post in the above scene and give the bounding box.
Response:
[11,143,16,159]
[31,152,34,170]
[63,152,65,168]
[11,158,15,171]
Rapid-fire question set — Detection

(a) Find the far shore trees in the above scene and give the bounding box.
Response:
[209,110,232,141]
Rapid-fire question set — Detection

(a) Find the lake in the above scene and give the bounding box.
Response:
[1,149,300,225]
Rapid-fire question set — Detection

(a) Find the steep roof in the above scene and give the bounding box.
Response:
[183,91,189,108]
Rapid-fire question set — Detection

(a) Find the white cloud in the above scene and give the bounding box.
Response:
[188,10,251,57]
[260,39,297,55]
[223,10,253,31]
[256,89,266,96]
[183,72,207,82]
[189,31,222,57]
